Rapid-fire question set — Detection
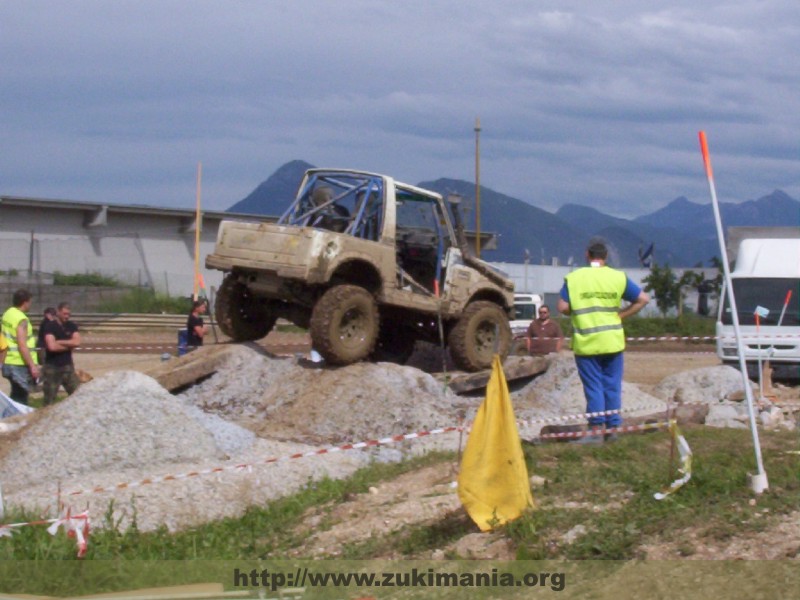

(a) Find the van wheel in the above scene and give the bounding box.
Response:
[310,285,379,365]
[215,274,275,341]
[448,301,512,371]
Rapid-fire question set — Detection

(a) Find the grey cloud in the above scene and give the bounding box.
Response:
[1,1,799,214]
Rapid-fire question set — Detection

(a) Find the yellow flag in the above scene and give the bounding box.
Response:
[457,355,534,531]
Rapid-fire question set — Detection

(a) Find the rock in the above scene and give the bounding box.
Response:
[563,524,588,544]
[759,407,784,429]
[673,403,710,425]
[653,366,752,405]
[706,404,748,429]
[530,475,547,488]
[451,532,515,560]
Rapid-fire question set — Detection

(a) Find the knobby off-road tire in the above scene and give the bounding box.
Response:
[215,274,276,341]
[448,300,512,371]
[309,284,379,365]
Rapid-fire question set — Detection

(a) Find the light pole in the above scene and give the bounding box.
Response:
[523,248,530,293]
[474,116,481,259]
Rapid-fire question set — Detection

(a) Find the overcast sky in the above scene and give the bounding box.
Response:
[2,1,798,217]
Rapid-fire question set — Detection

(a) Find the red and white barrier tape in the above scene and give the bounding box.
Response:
[73,333,800,353]
[538,420,669,440]
[517,401,667,429]
[58,400,677,500]
[62,426,463,499]
[0,510,89,558]
[655,421,693,500]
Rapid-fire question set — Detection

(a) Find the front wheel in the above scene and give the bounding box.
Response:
[309,285,379,365]
[215,274,275,341]
[448,301,512,371]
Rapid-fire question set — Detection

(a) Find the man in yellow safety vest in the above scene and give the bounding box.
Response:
[1,289,40,405]
[557,242,650,444]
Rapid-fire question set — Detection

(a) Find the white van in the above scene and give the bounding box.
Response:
[510,293,543,337]
[717,236,800,380]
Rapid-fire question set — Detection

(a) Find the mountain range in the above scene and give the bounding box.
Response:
[228,160,799,267]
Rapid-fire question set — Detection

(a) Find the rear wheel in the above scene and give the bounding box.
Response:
[215,274,275,341]
[448,301,512,371]
[310,284,379,365]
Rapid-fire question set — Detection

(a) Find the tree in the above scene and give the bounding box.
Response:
[642,263,679,316]
[677,269,704,316]
[643,263,710,317]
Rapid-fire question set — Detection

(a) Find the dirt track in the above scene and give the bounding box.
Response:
[27,329,725,387]
[3,329,798,561]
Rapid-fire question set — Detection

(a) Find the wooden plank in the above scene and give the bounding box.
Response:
[143,345,239,392]
[441,355,550,394]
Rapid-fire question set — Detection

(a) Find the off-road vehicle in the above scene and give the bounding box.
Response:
[206,169,514,371]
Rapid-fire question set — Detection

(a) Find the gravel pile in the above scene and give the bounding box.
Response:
[0,371,228,491]
[180,345,463,444]
[511,353,666,430]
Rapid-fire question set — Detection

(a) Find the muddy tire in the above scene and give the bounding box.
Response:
[372,324,417,365]
[310,284,379,365]
[215,274,275,341]
[448,301,512,371]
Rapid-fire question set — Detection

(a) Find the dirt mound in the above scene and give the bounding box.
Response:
[652,365,752,403]
[180,345,462,444]
[0,371,227,492]
[511,353,665,424]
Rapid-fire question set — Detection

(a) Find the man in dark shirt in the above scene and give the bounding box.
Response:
[187,300,209,349]
[41,302,81,406]
[36,307,57,364]
[525,305,564,355]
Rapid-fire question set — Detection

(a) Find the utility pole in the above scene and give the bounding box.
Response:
[474,117,481,259]
[524,248,530,293]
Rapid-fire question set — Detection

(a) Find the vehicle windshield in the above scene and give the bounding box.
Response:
[514,303,537,320]
[720,278,800,326]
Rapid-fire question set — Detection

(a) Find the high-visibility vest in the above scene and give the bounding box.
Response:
[565,266,628,355]
[1,306,37,366]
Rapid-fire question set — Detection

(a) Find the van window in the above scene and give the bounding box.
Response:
[721,278,800,326]
[514,302,537,321]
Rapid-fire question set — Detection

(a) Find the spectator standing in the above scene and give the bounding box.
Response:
[187,300,209,349]
[36,307,57,364]
[41,302,81,406]
[1,289,40,405]
[525,305,564,355]
[557,242,649,443]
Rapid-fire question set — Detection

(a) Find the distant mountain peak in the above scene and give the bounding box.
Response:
[227,160,798,267]
[228,160,314,214]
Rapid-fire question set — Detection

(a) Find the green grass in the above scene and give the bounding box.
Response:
[1,428,798,595]
[96,288,193,314]
[556,315,716,341]
[510,426,800,560]
[53,271,120,286]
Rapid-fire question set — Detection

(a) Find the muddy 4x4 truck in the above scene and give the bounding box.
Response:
[206,169,514,371]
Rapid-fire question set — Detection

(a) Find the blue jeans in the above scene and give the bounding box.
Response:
[575,352,624,428]
[2,363,34,405]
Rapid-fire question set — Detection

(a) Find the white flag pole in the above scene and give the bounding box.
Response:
[698,131,768,493]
